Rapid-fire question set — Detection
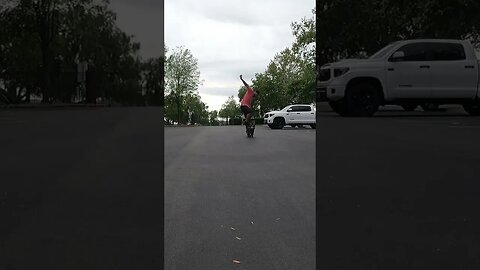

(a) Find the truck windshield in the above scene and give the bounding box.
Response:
[369,42,398,59]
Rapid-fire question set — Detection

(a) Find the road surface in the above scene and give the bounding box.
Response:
[317,104,480,269]
[0,108,164,270]
[165,125,316,270]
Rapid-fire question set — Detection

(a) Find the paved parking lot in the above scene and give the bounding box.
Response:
[2,105,479,269]
[0,108,164,270]
[165,125,315,270]
[317,104,480,269]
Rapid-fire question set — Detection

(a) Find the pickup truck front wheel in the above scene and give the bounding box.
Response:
[402,104,418,111]
[345,83,381,116]
[271,117,285,129]
[463,101,480,116]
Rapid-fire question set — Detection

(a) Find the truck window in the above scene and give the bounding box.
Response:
[391,43,427,62]
[369,42,398,59]
[300,106,312,112]
[288,106,301,112]
[428,43,466,61]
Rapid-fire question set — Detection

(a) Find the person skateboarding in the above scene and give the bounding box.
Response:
[239,75,258,137]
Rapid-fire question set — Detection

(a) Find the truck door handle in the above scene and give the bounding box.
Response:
[296,113,301,114]
[465,65,475,69]
[388,68,395,71]
[420,65,430,69]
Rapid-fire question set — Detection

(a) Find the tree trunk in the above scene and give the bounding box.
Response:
[40,43,52,103]
[175,96,181,124]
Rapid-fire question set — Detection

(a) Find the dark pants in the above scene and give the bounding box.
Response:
[240,105,252,118]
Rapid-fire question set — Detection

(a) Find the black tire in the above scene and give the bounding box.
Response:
[402,104,418,111]
[463,101,480,115]
[345,82,381,116]
[310,124,316,129]
[272,117,285,129]
[421,103,439,111]
[329,100,348,116]
[268,124,275,129]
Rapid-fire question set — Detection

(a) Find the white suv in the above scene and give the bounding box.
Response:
[264,104,316,129]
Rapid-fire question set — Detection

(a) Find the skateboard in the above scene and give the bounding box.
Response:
[245,119,256,138]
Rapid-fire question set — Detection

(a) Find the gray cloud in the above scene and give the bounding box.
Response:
[165,0,314,111]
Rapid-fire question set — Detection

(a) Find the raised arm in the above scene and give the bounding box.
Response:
[240,75,250,88]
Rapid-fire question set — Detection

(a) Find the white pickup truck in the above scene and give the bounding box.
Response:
[318,39,480,116]
[264,104,316,129]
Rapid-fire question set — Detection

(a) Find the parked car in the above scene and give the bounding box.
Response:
[264,104,316,129]
[318,39,480,116]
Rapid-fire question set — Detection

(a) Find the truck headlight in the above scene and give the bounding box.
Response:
[334,67,350,77]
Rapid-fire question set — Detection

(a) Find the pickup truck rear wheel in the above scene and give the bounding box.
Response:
[345,82,381,116]
[272,117,285,129]
[329,100,349,116]
[310,124,316,129]
[463,101,480,115]
[421,103,439,111]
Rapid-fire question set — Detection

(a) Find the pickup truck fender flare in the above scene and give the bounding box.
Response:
[346,77,386,102]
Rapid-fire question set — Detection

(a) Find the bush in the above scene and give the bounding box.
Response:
[229,118,243,125]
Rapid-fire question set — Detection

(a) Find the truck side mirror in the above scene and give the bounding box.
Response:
[390,51,405,62]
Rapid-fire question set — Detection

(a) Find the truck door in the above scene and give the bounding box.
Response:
[386,42,432,99]
[286,106,301,123]
[428,42,478,99]
[299,105,315,123]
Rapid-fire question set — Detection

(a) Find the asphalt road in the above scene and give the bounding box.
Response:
[317,104,480,269]
[0,108,164,270]
[3,105,478,269]
[165,125,316,269]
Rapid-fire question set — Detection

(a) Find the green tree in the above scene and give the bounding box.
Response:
[0,0,144,105]
[209,110,220,126]
[185,93,209,125]
[142,56,164,106]
[239,9,315,114]
[316,0,480,67]
[219,96,241,124]
[165,46,202,124]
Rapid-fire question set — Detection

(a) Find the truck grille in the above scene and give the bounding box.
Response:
[319,69,331,81]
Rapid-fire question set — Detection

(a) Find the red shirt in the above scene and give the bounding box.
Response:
[241,87,255,108]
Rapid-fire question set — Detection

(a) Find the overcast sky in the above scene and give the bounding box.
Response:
[110,0,314,111]
[166,0,314,111]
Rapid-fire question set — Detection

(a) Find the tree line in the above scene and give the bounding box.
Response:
[316,0,480,67]
[0,0,163,105]
[219,8,316,121]
[163,46,217,125]
[218,0,480,121]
